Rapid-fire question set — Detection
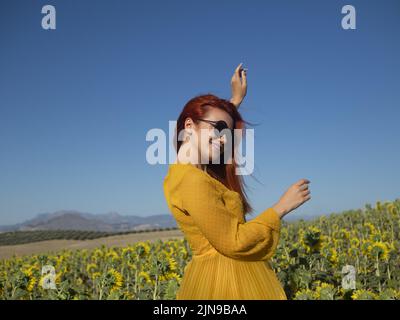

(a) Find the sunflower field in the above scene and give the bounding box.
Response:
[0,199,399,300]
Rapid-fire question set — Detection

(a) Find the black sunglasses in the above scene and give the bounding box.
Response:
[196,119,234,135]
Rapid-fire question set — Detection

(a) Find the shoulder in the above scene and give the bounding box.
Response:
[168,164,221,193]
[179,164,213,186]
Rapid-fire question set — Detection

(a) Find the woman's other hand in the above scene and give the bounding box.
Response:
[272,179,311,219]
[230,63,247,108]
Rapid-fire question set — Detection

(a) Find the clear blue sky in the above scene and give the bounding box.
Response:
[0,0,399,225]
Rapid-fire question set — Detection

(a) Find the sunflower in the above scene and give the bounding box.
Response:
[167,257,177,271]
[86,263,97,274]
[108,268,123,291]
[351,289,378,300]
[138,271,151,284]
[27,277,37,292]
[368,241,391,261]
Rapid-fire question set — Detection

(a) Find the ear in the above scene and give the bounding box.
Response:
[184,117,193,129]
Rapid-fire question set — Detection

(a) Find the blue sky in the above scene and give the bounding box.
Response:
[0,0,399,225]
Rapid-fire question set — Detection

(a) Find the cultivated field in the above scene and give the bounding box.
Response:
[0,229,183,260]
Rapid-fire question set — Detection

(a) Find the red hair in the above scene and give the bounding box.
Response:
[173,93,254,215]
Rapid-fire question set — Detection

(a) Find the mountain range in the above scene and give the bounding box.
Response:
[0,210,177,233]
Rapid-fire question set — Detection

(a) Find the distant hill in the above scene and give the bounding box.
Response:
[0,210,177,232]
[0,208,331,234]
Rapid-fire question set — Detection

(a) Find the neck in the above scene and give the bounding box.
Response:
[176,141,207,171]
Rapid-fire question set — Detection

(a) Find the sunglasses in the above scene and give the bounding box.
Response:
[196,119,234,136]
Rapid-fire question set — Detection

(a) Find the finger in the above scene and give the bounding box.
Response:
[296,179,310,186]
[241,69,247,86]
[235,64,243,79]
[299,184,308,191]
[235,63,243,74]
[231,71,238,82]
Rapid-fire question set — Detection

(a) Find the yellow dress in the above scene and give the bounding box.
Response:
[163,163,287,300]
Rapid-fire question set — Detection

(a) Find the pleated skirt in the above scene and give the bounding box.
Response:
[176,252,287,300]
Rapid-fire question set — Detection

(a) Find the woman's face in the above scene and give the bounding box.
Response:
[185,108,234,164]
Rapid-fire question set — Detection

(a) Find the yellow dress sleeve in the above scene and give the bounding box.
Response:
[175,169,281,261]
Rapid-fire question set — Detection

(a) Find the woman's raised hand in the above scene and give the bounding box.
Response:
[230,63,247,108]
[272,179,311,219]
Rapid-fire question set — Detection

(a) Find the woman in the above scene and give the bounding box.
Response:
[163,63,311,299]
